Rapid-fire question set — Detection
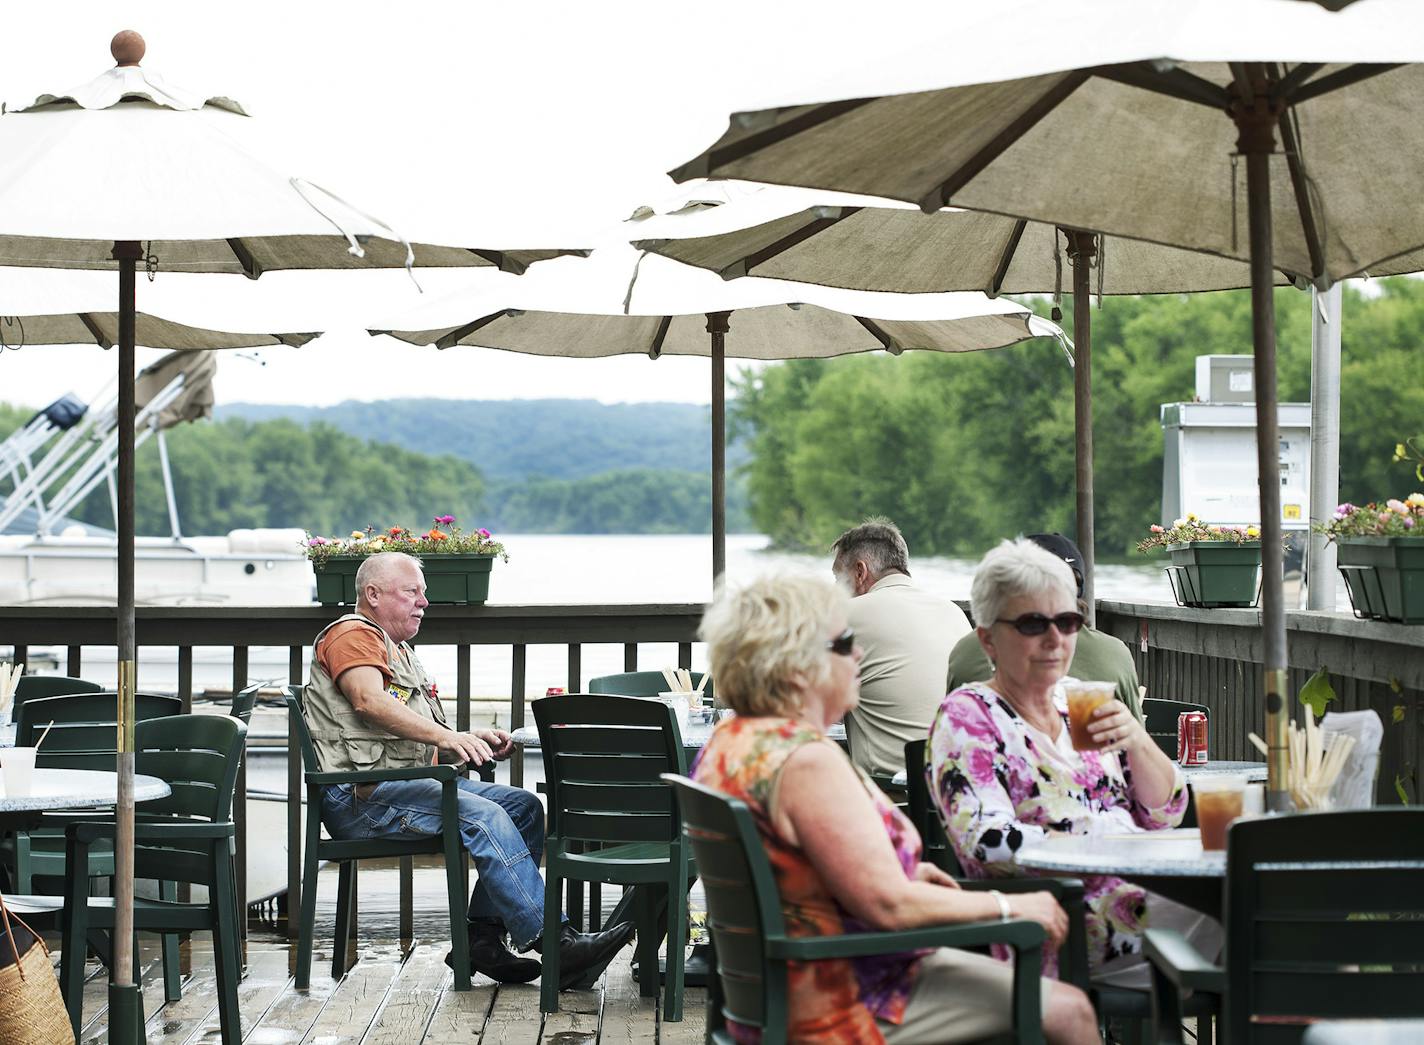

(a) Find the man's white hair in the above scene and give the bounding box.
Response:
[355,551,424,603]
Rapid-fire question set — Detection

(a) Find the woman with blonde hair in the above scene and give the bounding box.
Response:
[693,571,1097,1044]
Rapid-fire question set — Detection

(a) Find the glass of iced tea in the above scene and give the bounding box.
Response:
[1064,681,1117,751]
[1193,775,1247,851]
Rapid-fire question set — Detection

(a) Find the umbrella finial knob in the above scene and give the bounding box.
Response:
[111,30,146,67]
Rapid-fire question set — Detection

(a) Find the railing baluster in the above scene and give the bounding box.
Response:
[567,643,581,693]
[456,644,471,733]
[177,647,193,713]
[678,642,692,671]
[233,645,248,946]
[287,645,302,939]
[511,644,527,788]
[67,645,82,676]
[12,644,25,668]
[623,642,637,672]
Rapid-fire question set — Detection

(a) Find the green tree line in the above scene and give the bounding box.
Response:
[732,278,1424,558]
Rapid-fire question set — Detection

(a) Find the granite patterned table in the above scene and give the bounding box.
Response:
[1014,827,1226,915]
[0,768,171,831]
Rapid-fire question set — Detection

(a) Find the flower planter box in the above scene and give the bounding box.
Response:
[313,554,494,606]
[1165,541,1261,608]
[1336,536,1424,624]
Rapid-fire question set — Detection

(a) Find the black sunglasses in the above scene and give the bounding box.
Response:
[995,612,1085,637]
[827,628,857,656]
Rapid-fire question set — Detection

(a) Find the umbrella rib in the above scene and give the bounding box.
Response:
[225,238,262,280]
[918,70,1090,212]
[854,316,899,354]
[1092,63,1230,109]
[468,249,527,276]
[648,315,672,359]
[436,311,506,349]
[729,207,862,279]
[669,98,875,180]
[1274,92,1327,283]
[1272,63,1326,102]
[77,312,112,349]
[1289,63,1405,106]
[987,219,1029,297]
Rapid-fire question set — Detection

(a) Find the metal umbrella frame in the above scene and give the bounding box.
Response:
[371,245,1067,582]
[667,0,1424,811]
[0,33,577,1036]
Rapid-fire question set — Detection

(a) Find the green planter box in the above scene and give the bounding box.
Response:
[1165,541,1260,608]
[1336,536,1424,624]
[313,554,495,606]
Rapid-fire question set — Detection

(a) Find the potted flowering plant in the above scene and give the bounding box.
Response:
[1136,513,1261,608]
[304,515,508,606]
[1316,494,1424,624]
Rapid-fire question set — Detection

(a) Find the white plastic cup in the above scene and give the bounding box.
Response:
[1,746,37,797]
[654,692,692,733]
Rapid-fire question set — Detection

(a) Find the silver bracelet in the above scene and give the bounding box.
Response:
[988,889,1012,922]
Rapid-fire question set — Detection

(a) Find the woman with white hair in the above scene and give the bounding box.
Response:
[928,538,1218,988]
[693,571,1097,1044]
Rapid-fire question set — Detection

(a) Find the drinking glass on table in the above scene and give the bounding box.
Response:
[1193,775,1247,851]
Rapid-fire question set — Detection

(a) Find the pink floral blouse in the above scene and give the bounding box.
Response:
[927,681,1187,974]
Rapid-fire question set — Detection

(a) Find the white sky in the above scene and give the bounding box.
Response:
[0,0,938,410]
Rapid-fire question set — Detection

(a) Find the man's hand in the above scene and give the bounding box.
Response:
[474,728,515,760]
[436,730,496,767]
[912,862,961,888]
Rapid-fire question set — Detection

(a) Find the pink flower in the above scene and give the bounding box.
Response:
[434,514,455,526]
[1405,517,1416,529]
[1150,525,1164,533]
[1380,512,1393,524]
[307,537,328,546]
[478,528,491,538]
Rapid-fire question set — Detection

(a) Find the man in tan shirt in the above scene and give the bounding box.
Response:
[832,519,971,776]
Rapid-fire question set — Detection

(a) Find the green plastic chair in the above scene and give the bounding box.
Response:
[666,774,1049,1044]
[533,694,693,1019]
[286,686,482,990]
[588,670,712,702]
[1141,698,1209,759]
[904,738,964,876]
[12,673,102,711]
[1146,808,1424,1045]
[58,714,248,1043]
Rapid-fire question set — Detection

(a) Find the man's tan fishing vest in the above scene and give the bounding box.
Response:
[302,612,448,773]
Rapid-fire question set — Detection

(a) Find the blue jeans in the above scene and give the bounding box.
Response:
[320,776,549,948]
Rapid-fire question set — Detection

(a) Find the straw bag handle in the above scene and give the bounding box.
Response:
[0,892,51,980]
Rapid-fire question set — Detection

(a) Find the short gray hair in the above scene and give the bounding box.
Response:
[355,551,424,601]
[699,571,848,717]
[831,517,910,577]
[969,538,1077,628]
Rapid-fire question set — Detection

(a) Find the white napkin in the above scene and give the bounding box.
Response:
[1321,709,1383,809]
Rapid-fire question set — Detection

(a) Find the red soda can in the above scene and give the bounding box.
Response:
[1177,711,1208,765]
[546,687,565,697]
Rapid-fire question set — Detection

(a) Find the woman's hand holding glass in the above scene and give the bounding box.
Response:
[1084,698,1150,754]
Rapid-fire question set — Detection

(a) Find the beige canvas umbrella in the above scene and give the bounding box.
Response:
[669,0,1424,810]
[0,32,577,1026]
[372,245,1065,581]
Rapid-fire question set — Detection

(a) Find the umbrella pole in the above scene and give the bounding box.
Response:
[708,312,730,585]
[111,239,143,1043]
[1065,230,1097,624]
[1232,81,1291,812]
[1306,284,1342,611]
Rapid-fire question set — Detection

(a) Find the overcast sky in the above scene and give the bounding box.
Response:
[0,0,945,410]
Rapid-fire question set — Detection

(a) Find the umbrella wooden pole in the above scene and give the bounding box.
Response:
[1065,230,1097,624]
[1232,79,1292,813]
[111,239,142,1043]
[708,312,730,585]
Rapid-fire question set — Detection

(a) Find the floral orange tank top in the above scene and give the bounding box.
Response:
[691,715,926,1045]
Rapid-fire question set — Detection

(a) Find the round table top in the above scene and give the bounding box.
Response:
[1015,827,1225,878]
[511,720,846,750]
[889,758,1267,788]
[0,768,171,811]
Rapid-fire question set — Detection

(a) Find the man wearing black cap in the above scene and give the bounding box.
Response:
[945,532,1144,723]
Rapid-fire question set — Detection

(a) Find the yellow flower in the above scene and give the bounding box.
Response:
[1186,511,1199,522]
[1173,518,1186,528]
[1246,525,1260,538]
[1396,444,1409,462]
[350,530,365,540]
[1408,493,1424,508]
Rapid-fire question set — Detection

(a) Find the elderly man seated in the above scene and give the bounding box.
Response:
[302,551,634,985]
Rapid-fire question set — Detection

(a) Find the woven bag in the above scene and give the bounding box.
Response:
[0,894,75,1045]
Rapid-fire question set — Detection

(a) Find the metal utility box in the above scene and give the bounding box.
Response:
[1161,356,1311,531]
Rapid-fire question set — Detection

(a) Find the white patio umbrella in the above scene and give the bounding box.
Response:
[0,32,576,1027]
[371,245,1065,581]
[668,0,1424,810]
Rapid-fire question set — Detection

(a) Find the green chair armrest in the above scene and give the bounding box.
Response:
[1143,928,1225,994]
[769,917,1045,961]
[960,876,1085,901]
[308,763,460,786]
[69,821,235,844]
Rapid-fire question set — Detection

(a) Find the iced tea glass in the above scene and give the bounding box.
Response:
[1065,681,1117,751]
[1193,775,1247,851]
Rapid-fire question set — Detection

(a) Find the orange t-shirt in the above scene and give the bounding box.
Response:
[316,620,393,686]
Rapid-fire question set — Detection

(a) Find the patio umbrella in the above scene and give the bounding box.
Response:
[668,0,1424,812]
[371,245,1065,582]
[0,32,578,1033]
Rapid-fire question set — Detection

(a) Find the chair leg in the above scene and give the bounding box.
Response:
[212,851,243,1045]
[59,864,89,1037]
[295,837,321,990]
[442,826,471,991]
[158,880,182,1003]
[331,860,356,981]
[539,871,565,1014]
[634,886,660,1000]
[662,876,686,1022]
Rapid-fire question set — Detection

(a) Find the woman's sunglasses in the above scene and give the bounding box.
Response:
[995,612,1085,636]
[826,628,857,656]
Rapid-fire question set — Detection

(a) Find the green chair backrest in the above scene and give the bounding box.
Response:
[16,691,183,768]
[284,686,323,778]
[532,694,688,846]
[133,714,246,885]
[665,775,790,1038]
[1223,808,1424,1042]
[588,670,713,702]
[1142,697,1208,758]
[13,674,102,708]
[230,682,261,725]
[903,738,963,877]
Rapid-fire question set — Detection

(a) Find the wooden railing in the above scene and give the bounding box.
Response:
[1097,600,1424,805]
